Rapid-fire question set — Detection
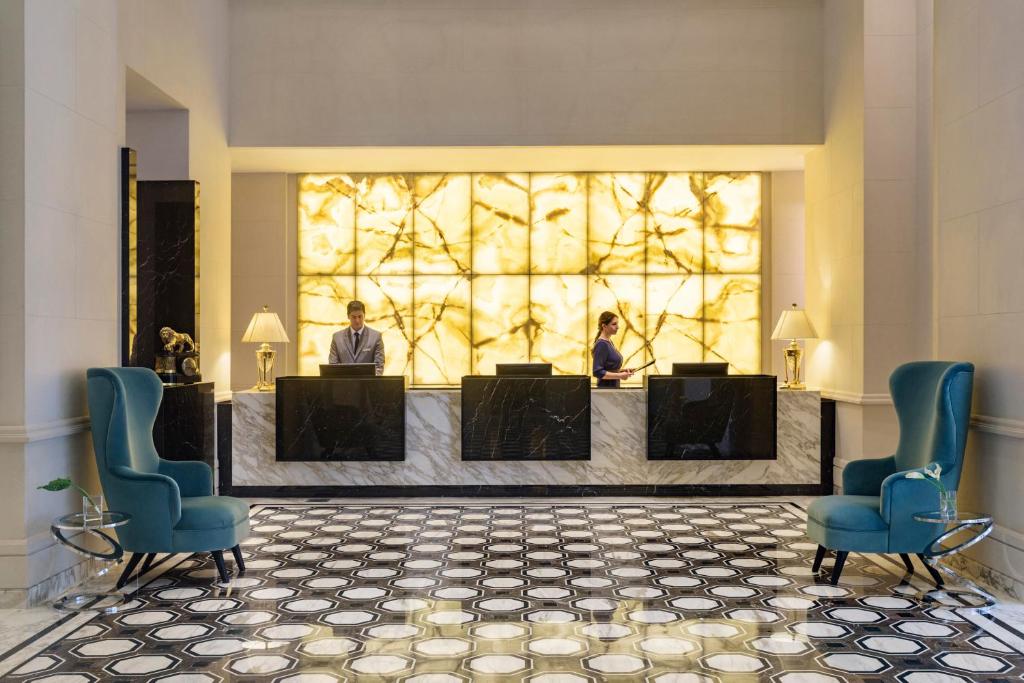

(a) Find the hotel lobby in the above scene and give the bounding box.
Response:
[2,0,1024,680]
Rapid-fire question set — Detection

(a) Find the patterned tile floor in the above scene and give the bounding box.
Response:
[2,501,1023,682]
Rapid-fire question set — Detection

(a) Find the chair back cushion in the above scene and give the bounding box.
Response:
[890,361,974,489]
[86,367,165,504]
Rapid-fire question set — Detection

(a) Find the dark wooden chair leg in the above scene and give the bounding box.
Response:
[918,554,945,587]
[139,552,157,575]
[230,545,246,573]
[812,545,828,573]
[830,551,848,585]
[898,553,915,575]
[211,550,230,583]
[116,552,145,589]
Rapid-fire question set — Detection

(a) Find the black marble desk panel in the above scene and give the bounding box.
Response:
[276,376,405,462]
[647,375,777,460]
[462,376,590,461]
[154,382,215,470]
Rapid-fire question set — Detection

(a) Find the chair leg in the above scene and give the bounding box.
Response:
[918,554,945,587]
[211,550,230,583]
[230,545,246,573]
[898,553,915,575]
[812,545,828,573]
[830,551,849,585]
[139,552,157,575]
[116,552,145,589]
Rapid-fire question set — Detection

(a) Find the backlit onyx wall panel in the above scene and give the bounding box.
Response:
[298,172,762,386]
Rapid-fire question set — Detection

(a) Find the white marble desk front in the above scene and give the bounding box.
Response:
[230,388,824,491]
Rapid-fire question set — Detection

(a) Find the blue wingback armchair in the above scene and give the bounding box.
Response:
[806,361,974,585]
[87,367,250,585]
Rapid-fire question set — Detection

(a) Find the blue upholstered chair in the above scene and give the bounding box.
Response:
[806,361,974,585]
[86,367,250,585]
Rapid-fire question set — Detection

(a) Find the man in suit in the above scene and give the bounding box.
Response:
[328,300,385,375]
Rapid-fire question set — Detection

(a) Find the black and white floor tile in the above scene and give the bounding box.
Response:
[2,502,1024,681]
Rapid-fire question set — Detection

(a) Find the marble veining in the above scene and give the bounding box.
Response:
[275,377,405,461]
[297,172,764,384]
[232,389,820,487]
[462,377,590,461]
[648,376,776,460]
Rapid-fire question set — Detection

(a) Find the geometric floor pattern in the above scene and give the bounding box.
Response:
[4,502,1024,682]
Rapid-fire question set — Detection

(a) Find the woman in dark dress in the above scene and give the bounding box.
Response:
[592,311,634,388]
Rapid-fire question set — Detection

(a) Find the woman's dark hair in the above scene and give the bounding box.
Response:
[593,311,618,346]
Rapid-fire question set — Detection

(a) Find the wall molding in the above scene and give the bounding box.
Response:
[0,416,91,444]
[819,390,893,405]
[970,414,1024,440]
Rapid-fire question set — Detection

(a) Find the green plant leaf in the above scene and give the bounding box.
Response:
[38,478,72,492]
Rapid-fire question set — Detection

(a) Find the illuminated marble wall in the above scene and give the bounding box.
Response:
[298,172,762,385]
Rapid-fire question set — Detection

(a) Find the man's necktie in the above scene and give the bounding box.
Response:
[353,331,361,354]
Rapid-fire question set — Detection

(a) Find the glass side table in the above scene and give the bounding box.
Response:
[51,511,131,614]
[913,510,995,614]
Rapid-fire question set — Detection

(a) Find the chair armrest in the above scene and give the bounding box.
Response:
[879,468,944,552]
[842,455,896,495]
[109,466,182,528]
[158,459,213,498]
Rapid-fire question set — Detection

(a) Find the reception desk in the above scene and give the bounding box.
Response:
[275,376,405,461]
[229,386,832,496]
[462,375,590,461]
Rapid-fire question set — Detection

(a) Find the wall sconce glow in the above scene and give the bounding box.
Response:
[297,172,762,386]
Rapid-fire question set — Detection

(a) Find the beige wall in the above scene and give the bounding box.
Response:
[769,171,807,380]
[228,0,824,147]
[0,0,231,606]
[933,0,1024,596]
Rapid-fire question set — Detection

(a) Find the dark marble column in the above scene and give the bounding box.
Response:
[125,178,200,373]
[217,400,232,494]
[461,376,591,461]
[154,382,215,472]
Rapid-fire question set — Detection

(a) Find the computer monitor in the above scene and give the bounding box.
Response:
[671,362,729,377]
[495,363,552,377]
[320,363,376,378]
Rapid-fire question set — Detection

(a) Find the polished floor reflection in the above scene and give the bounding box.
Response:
[2,502,1024,681]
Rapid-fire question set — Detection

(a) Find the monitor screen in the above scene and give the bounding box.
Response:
[495,363,552,377]
[320,363,376,378]
[672,362,729,377]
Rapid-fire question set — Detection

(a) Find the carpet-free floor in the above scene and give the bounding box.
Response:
[2,502,1023,681]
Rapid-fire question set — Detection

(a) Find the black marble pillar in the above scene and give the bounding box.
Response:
[462,376,591,461]
[276,377,406,461]
[153,382,215,472]
[124,177,200,372]
[217,400,232,494]
[647,375,777,460]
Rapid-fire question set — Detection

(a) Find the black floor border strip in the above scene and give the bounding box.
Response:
[229,484,825,498]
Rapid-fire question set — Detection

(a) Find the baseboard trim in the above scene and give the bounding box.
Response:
[226,484,828,498]
[0,416,90,444]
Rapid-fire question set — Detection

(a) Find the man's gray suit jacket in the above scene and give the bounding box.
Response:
[328,326,385,375]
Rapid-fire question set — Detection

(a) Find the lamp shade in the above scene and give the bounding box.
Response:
[242,305,290,343]
[771,304,817,340]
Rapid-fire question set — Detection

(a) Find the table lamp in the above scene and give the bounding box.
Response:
[770,303,817,390]
[241,305,290,391]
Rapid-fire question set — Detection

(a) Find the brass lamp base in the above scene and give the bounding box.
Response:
[780,340,806,390]
[254,343,276,391]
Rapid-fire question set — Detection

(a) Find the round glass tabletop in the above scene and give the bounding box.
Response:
[913,510,991,525]
[53,511,131,531]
